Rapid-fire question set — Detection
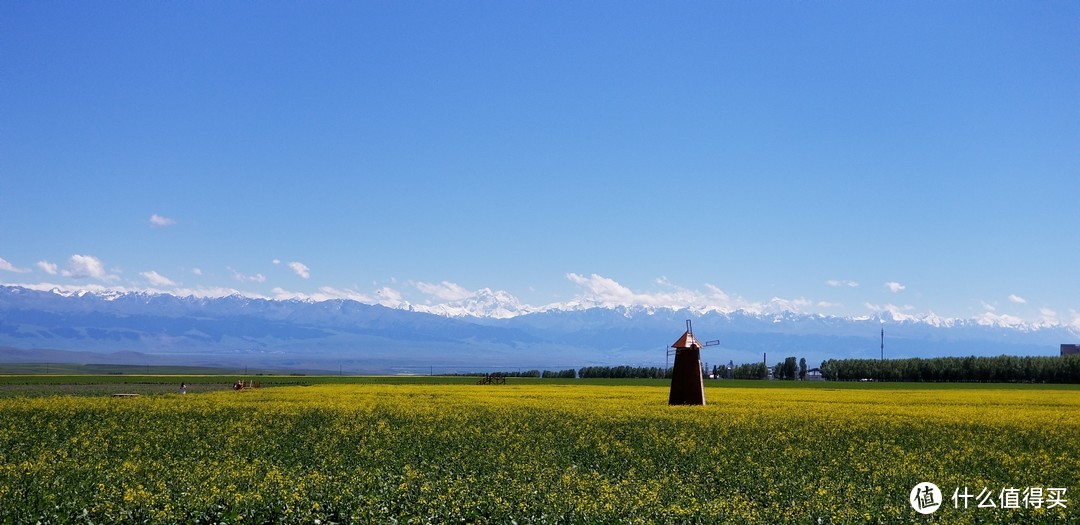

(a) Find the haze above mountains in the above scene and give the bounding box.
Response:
[1,285,1073,374]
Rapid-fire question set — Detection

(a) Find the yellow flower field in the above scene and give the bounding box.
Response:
[0,381,1076,523]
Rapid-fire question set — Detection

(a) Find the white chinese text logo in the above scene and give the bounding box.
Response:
[910,482,942,515]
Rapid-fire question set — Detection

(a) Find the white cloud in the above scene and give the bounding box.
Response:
[230,268,266,283]
[192,268,203,276]
[271,259,310,279]
[287,261,310,279]
[826,279,859,288]
[0,257,30,273]
[656,276,677,288]
[37,260,58,275]
[703,284,732,302]
[980,301,996,312]
[768,297,812,311]
[61,254,119,281]
[149,214,176,227]
[1008,294,1027,304]
[564,273,798,314]
[140,271,177,287]
[374,286,408,308]
[566,273,647,306]
[1038,308,1059,326]
[885,281,906,293]
[416,281,474,301]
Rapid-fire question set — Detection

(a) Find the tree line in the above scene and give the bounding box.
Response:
[819,355,1080,383]
[729,362,769,380]
[542,369,578,378]
[452,367,672,379]
[449,354,1080,383]
[720,357,809,380]
[578,366,672,379]
[448,369,579,378]
[449,370,545,378]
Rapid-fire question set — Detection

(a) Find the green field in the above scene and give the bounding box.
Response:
[0,376,1076,523]
[0,374,527,397]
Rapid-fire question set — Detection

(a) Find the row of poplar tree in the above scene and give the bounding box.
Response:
[718,357,809,380]
[577,366,671,379]
[473,354,1080,383]
[819,354,1080,383]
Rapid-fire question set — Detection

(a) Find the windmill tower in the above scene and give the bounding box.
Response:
[668,320,718,405]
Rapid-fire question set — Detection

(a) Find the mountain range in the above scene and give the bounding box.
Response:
[0,285,1074,373]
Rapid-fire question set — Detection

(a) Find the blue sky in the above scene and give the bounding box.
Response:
[2,2,1078,325]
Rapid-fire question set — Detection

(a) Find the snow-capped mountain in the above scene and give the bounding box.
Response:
[410,288,540,319]
[0,285,1073,372]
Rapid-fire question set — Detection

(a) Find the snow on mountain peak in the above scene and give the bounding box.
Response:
[2,283,1074,335]
[413,287,538,319]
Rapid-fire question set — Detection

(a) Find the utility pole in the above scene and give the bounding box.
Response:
[880,321,885,361]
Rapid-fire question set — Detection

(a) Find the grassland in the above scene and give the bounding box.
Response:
[0,377,1076,523]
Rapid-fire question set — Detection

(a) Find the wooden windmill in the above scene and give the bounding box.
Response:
[668,320,719,405]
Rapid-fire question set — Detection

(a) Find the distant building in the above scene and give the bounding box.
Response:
[1063,344,1080,357]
